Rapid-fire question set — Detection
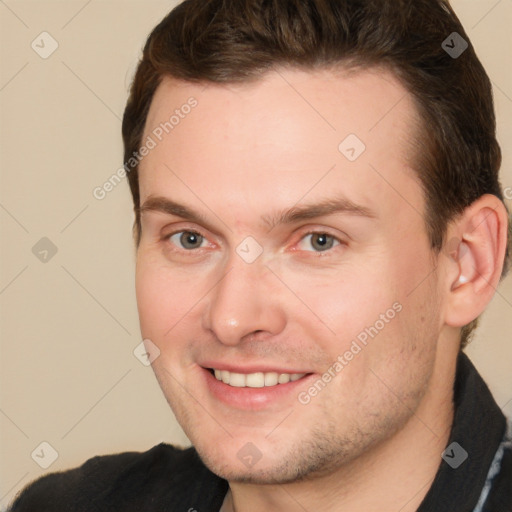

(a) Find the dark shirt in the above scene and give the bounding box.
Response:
[8,353,512,511]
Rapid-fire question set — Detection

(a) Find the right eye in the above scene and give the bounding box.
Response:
[167,231,208,250]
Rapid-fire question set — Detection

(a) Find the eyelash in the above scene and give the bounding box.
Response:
[162,228,345,255]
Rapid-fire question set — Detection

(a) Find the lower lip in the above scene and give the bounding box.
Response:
[202,367,315,410]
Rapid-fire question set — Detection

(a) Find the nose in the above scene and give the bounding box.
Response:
[202,257,286,346]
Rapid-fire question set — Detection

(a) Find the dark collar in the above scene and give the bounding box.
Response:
[418,352,506,512]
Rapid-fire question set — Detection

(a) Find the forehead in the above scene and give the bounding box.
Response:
[139,67,423,228]
[144,65,418,133]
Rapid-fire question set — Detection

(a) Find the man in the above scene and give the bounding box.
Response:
[9,0,511,511]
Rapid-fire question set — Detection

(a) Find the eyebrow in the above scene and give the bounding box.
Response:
[138,195,376,231]
[262,197,377,229]
[139,196,211,226]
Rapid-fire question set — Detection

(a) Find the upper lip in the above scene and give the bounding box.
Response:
[200,362,312,374]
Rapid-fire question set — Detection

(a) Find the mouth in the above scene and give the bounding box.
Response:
[207,368,308,388]
[201,366,315,410]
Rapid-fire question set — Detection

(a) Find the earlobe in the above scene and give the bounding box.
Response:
[444,195,508,328]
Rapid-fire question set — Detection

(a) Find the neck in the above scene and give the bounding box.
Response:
[222,347,457,512]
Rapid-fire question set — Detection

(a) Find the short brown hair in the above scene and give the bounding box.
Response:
[122,0,509,347]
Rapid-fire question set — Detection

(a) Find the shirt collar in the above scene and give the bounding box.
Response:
[418,352,507,512]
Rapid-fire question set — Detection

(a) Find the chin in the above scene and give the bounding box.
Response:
[196,450,309,485]
[190,426,368,485]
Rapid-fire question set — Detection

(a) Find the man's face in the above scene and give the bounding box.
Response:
[136,68,445,483]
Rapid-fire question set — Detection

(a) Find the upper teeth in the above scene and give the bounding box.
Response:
[213,369,306,388]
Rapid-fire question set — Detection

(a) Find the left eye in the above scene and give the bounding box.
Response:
[298,233,340,252]
[168,231,208,250]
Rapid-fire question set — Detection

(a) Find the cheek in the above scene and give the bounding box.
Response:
[284,245,435,363]
[135,255,199,339]
[280,261,398,342]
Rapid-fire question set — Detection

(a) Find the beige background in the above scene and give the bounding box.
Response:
[0,0,511,507]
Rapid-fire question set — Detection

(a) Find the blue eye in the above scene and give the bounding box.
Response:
[298,232,340,252]
[169,231,207,250]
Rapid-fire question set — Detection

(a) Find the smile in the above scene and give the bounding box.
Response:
[210,369,307,388]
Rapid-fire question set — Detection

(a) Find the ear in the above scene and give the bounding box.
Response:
[443,194,508,328]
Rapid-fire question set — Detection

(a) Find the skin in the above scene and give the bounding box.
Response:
[135,67,507,511]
